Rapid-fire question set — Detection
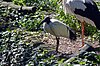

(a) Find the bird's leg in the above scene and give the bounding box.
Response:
[56,37,60,52]
[81,21,85,47]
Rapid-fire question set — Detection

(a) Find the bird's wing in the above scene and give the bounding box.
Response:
[50,20,70,37]
[65,0,99,17]
[49,19,76,40]
[66,0,100,29]
[68,0,87,11]
[72,0,100,29]
[63,0,91,14]
[71,0,99,16]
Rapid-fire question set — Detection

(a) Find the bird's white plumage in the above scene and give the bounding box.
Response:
[62,0,94,13]
[62,0,74,15]
[69,0,87,11]
[43,19,70,38]
[76,15,96,26]
[62,0,96,26]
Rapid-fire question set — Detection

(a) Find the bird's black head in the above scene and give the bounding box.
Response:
[42,17,51,24]
[36,16,51,30]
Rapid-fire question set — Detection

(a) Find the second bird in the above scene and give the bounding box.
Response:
[38,17,76,52]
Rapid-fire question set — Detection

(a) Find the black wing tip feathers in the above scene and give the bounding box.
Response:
[69,29,77,41]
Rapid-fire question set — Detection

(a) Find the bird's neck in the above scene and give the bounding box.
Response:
[47,21,51,24]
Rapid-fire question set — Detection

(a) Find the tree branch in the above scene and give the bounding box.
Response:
[0,1,37,12]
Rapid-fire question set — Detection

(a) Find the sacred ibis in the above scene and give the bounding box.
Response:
[37,17,76,52]
[60,0,100,47]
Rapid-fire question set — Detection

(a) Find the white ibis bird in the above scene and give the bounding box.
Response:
[60,0,100,47]
[37,17,76,52]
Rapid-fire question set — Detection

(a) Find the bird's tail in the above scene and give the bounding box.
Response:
[69,28,77,41]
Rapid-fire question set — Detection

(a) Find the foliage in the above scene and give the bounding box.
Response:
[2,0,100,39]
[0,30,100,66]
[0,0,100,66]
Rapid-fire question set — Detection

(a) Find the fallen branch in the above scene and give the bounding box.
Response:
[0,1,37,12]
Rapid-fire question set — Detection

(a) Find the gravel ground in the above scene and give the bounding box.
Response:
[41,33,100,54]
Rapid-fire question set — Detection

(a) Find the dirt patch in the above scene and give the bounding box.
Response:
[40,33,100,54]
